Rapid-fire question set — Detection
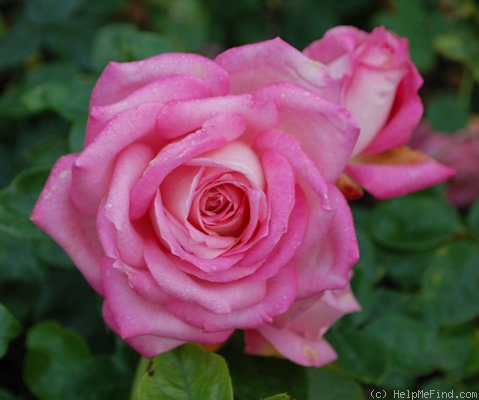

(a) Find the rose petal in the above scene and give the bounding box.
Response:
[295,183,359,296]
[216,37,340,101]
[254,82,359,181]
[245,326,337,367]
[361,65,423,154]
[346,155,456,199]
[156,94,278,142]
[102,303,186,358]
[245,285,359,367]
[274,286,361,336]
[72,103,164,215]
[143,239,269,314]
[168,263,297,331]
[254,129,358,294]
[346,54,407,155]
[101,258,234,343]
[97,144,154,267]
[90,52,229,108]
[187,140,265,189]
[87,75,212,142]
[304,25,367,66]
[30,155,104,294]
[130,112,248,220]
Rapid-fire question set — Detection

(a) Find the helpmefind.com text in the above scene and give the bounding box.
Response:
[370,389,478,399]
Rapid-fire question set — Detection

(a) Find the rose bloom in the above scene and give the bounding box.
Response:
[31,38,361,367]
[304,26,455,199]
[411,120,479,208]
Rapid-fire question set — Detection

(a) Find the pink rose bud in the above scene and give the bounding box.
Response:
[31,38,360,367]
[305,26,454,199]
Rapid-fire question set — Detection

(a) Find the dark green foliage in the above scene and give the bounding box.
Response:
[1,0,479,399]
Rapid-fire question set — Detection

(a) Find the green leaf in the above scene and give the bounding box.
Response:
[425,92,470,132]
[434,325,475,377]
[69,122,86,153]
[369,193,462,251]
[21,78,93,122]
[466,199,479,237]
[326,330,389,385]
[24,322,136,400]
[307,367,366,400]
[0,303,22,359]
[433,31,479,64]
[0,168,50,239]
[0,389,17,400]
[377,248,432,290]
[156,0,209,52]
[0,21,41,68]
[90,24,176,72]
[363,315,438,375]
[24,321,91,400]
[26,0,82,24]
[262,395,292,400]
[134,344,233,400]
[421,241,479,326]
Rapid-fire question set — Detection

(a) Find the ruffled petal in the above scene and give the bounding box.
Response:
[156,93,278,142]
[216,37,340,101]
[97,144,154,267]
[168,263,297,331]
[295,183,359,296]
[87,75,211,142]
[72,103,164,215]
[101,258,234,345]
[130,112,248,220]
[254,82,359,181]
[31,155,104,294]
[245,326,337,367]
[89,52,229,111]
[143,239,268,314]
[346,150,456,199]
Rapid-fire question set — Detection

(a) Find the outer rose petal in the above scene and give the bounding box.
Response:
[245,326,337,367]
[254,129,359,295]
[361,54,423,154]
[245,286,360,367]
[72,103,165,215]
[91,54,230,106]
[87,76,212,142]
[253,82,359,181]
[102,258,234,345]
[346,147,456,199]
[96,144,154,267]
[31,155,104,294]
[103,303,185,357]
[303,25,368,66]
[168,263,297,332]
[216,37,340,101]
[295,183,359,296]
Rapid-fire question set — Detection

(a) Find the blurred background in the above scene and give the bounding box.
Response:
[1,1,479,399]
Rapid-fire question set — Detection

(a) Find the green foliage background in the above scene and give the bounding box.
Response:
[1,0,479,399]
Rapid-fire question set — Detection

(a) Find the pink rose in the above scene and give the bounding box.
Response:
[411,120,479,207]
[31,38,360,367]
[304,26,454,199]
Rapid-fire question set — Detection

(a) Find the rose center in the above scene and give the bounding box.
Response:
[190,180,250,237]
